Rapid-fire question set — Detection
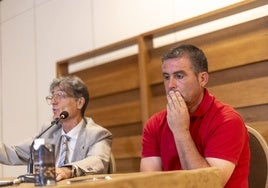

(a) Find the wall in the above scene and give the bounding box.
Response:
[0,0,263,177]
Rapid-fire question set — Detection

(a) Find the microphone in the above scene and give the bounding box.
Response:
[18,111,69,183]
[51,111,69,125]
[59,111,69,120]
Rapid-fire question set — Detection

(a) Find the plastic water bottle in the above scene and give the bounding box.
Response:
[33,138,56,186]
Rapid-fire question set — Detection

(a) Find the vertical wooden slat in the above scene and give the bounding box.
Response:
[56,61,69,77]
[138,35,153,127]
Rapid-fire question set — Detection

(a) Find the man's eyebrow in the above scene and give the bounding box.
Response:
[52,89,65,94]
[173,70,186,74]
[162,70,186,75]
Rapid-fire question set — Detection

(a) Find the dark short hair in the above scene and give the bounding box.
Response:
[161,44,208,74]
[49,75,89,117]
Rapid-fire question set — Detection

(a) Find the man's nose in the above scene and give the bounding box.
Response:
[51,97,58,105]
[168,77,177,90]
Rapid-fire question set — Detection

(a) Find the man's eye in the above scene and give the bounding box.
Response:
[57,92,64,96]
[175,74,184,79]
[56,91,67,98]
[163,75,169,80]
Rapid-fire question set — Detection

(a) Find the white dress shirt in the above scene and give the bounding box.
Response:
[56,119,83,167]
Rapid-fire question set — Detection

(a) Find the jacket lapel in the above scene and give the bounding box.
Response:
[52,127,62,160]
[72,120,87,161]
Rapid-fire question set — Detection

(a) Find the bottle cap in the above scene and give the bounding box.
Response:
[33,138,45,150]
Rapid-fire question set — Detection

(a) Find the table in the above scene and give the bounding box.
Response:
[1,167,222,188]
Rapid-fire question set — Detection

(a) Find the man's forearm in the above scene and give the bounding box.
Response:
[174,131,209,169]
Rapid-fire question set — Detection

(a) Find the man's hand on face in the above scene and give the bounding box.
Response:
[166,91,190,136]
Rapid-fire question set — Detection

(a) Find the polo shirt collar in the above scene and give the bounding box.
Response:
[190,88,214,118]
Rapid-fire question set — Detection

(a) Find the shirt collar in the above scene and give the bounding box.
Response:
[61,119,84,140]
[190,88,214,118]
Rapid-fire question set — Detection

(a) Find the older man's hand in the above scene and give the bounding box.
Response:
[56,167,72,181]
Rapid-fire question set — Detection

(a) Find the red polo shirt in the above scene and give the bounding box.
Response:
[141,89,250,188]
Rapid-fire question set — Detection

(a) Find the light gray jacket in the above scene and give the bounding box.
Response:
[0,117,112,176]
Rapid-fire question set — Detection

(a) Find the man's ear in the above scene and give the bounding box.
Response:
[199,72,209,87]
[77,97,85,109]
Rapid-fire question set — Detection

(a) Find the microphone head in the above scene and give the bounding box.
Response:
[60,111,69,119]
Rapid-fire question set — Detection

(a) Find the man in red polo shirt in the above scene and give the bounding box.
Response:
[140,44,250,188]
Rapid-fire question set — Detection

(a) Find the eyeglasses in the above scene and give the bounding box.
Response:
[45,91,71,105]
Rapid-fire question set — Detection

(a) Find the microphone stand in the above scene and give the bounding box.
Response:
[18,118,60,183]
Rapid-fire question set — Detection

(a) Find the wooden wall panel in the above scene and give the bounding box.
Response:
[202,17,268,72]
[108,122,142,138]
[74,55,139,98]
[87,101,141,127]
[115,158,140,173]
[208,77,268,108]
[248,121,268,142]
[237,105,268,123]
[148,17,268,86]
[113,135,142,159]
[57,2,268,173]
[207,60,268,87]
[72,49,143,173]
[148,18,268,126]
